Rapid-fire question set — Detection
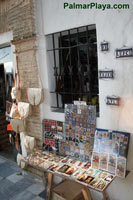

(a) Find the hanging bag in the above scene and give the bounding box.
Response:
[17,153,27,169]
[10,103,20,118]
[24,135,36,153]
[10,118,26,133]
[27,88,44,106]
[11,56,21,101]
[18,102,31,119]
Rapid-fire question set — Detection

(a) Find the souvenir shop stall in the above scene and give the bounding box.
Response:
[21,103,130,200]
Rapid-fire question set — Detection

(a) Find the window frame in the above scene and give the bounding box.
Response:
[46,24,99,115]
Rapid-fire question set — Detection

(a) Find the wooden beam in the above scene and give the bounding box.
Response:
[82,186,92,200]
[102,190,110,200]
[46,172,54,200]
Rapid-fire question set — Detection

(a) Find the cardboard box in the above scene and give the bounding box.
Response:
[52,180,83,200]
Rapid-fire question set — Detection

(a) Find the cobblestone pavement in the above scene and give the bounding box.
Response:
[0,156,46,200]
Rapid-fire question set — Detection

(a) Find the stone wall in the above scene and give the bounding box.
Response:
[0,0,42,146]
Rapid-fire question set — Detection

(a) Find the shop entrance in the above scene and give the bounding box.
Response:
[0,46,15,161]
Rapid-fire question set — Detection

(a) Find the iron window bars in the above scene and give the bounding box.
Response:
[47,25,99,113]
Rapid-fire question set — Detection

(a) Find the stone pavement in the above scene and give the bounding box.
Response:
[0,156,46,200]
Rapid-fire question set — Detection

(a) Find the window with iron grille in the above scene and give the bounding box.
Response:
[47,24,99,114]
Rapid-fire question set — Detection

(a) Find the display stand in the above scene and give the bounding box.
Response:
[46,172,92,200]
[45,172,110,200]
[24,159,113,200]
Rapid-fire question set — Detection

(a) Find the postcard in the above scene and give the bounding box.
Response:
[112,141,120,155]
[93,139,100,152]
[100,140,105,152]
[120,134,125,143]
[72,169,85,178]
[92,169,102,177]
[108,154,117,174]
[105,174,114,182]
[91,152,100,169]
[89,178,100,187]
[75,161,84,167]
[100,153,108,171]
[82,162,91,169]
[85,176,94,184]
[71,159,78,165]
[96,180,108,191]
[77,171,89,182]
[112,132,116,141]
[86,168,95,176]
[119,144,127,157]
[108,140,113,154]
[57,164,71,173]
[124,136,128,145]
[65,167,77,175]
[116,157,126,178]
[57,121,63,133]
[60,157,69,163]
[49,164,61,172]
[98,171,108,179]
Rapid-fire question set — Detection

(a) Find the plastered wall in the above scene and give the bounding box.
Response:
[36,0,133,199]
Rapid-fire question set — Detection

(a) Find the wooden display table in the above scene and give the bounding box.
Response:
[25,161,112,200]
[46,172,110,200]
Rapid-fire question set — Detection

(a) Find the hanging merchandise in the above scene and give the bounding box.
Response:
[27,88,44,106]
[91,128,130,178]
[20,132,27,157]
[11,56,21,101]
[11,87,21,100]
[17,153,27,169]
[10,103,20,118]
[18,102,31,119]
[23,135,36,153]
[10,118,26,133]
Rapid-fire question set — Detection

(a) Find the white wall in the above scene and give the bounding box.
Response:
[36,0,133,199]
[0,31,16,73]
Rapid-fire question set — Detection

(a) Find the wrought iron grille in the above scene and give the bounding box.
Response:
[47,25,99,113]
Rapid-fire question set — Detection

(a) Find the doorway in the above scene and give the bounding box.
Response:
[0,45,14,160]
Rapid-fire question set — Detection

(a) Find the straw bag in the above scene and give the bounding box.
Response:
[27,88,44,106]
[10,118,25,133]
[18,102,31,119]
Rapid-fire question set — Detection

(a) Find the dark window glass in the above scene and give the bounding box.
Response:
[47,25,99,115]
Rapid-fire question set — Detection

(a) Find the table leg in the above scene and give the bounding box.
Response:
[46,172,53,200]
[82,186,92,200]
[102,190,110,200]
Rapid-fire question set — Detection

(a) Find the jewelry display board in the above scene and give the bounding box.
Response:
[92,128,130,178]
